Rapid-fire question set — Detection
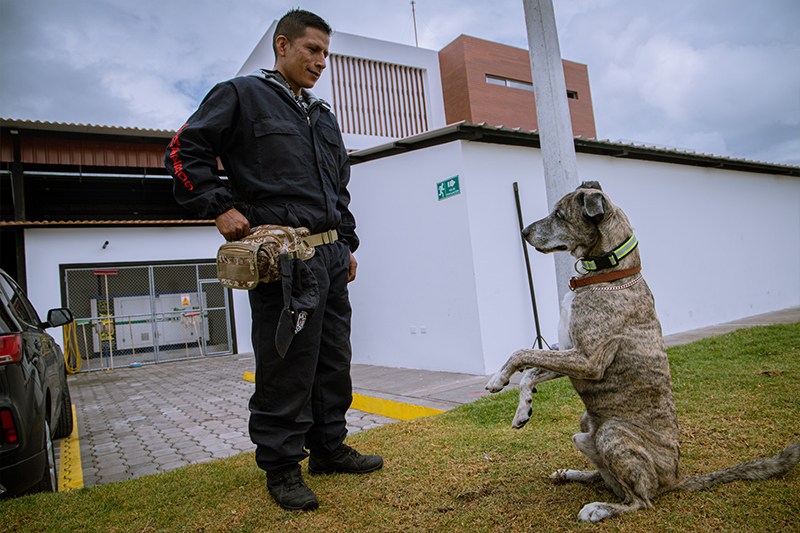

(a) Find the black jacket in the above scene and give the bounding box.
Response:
[165,70,358,251]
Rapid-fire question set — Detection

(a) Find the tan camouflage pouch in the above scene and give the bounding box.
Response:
[216,225,316,290]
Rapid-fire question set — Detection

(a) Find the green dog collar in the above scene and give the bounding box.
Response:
[580,234,638,271]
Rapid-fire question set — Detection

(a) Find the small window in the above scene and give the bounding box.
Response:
[486,75,535,92]
[567,90,578,99]
[485,75,506,86]
[507,79,534,92]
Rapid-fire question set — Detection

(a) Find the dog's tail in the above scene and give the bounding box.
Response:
[675,442,800,492]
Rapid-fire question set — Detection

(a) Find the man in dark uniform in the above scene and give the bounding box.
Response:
[164,9,382,511]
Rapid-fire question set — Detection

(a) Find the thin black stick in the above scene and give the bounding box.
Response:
[514,182,545,349]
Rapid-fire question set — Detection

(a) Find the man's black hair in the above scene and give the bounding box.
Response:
[272,9,332,56]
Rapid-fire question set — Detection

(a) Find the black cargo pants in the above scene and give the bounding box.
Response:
[247,239,353,472]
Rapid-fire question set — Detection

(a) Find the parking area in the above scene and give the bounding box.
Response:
[56,355,398,488]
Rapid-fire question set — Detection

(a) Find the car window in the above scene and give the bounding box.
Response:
[0,273,41,327]
[0,302,15,334]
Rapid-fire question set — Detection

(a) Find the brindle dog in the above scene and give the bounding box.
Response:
[486,181,799,522]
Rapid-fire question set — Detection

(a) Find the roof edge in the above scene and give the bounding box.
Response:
[0,220,214,228]
[348,122,800,178]
[1,118,176,139]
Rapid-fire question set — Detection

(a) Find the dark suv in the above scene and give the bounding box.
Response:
[0,269,74,497]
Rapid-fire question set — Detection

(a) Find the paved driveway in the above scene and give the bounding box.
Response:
[58,355,397,488]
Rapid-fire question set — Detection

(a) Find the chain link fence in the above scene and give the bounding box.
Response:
[62,261,233,371]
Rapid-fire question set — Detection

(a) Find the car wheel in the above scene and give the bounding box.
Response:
[32,420,58,493]
[54,383,74,439]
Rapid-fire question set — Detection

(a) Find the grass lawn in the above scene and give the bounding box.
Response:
[2,323,798,532]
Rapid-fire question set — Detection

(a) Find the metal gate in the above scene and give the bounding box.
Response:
[62,261,234,371]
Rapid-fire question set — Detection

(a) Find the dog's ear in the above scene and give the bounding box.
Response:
[583,191,605,222]
[577,181,602,191]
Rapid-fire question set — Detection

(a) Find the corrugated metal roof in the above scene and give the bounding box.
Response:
[0,118,176,138]
[0,220,213,227]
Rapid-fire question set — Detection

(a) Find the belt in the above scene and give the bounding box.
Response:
[299,228,338,248]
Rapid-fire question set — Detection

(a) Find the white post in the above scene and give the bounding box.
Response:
[523,0,580,303]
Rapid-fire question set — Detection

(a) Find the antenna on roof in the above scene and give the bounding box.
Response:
[411,1,419,47]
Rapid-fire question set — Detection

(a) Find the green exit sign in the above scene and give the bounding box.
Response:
[437,176,461,201]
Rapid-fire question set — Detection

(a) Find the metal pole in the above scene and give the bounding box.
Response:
[523,0,580,303]
[81,322,90,372]
[103,274,114,370]
[411,1,419,47]
[514,182,544,349]
[129,317,136,365]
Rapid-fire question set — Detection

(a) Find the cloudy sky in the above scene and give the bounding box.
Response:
[1,0,798,165]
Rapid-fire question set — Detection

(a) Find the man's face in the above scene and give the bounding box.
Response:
[275,27,330,95]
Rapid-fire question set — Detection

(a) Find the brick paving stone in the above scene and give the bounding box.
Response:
[145,441,174,453]
[174,445,206,456]
[122,448,149,459]
[129,464,160,478]
[195,437,224,447]
[94,456,125,469]
[149,447,178,458]
[172,440,200,450]
[97,473,131,485]
[92,442,119,454]
[82,475,101,486]
[97,464,128,476]
[157,460,189,472]
[153,453,183,465]
[125,454,155,467]
[182,451,214,463]
[211,449,239,459]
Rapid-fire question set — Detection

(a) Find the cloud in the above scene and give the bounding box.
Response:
[554,0,800,164]
[1,0,798,165]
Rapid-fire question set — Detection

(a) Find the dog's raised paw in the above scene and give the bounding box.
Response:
[485,376,507,393]
[577,502,614,522]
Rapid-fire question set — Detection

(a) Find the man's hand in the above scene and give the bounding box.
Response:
[348,252,358,283]
[215,208,250,241]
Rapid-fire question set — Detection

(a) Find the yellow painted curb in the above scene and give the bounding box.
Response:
[243,372,445,421]
[351,393,445,421]
[58,404,84,491]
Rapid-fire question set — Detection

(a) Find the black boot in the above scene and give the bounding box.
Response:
[308,443,383,475]
[266,464,319,511]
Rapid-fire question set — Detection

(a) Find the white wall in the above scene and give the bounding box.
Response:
[575,154,800,334]
[23,226,253,355]
[461,143,561,373]
[349,139,800,374]
[347,142,488,374]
